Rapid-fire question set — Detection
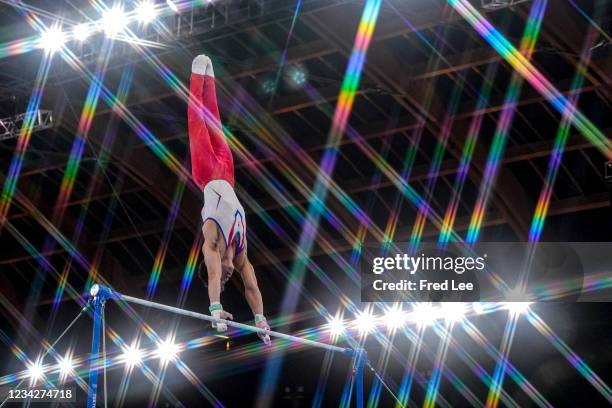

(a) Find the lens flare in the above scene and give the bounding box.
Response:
[102,5,128,38]
[121,344,143,368]
[155,338,180,363]
[73,23,92,42]
[166,0,179,13]
[354,309,377,334]
[440,302,466,324]
[135,1,158,24]
[27,359,44,384]
[410,303,439,327]
[383,305,406,329]
[326,315,345,336]
[39,25,65,54]
[57,356,73,376]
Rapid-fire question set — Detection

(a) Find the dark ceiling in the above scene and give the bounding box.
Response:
[0,0,611,406]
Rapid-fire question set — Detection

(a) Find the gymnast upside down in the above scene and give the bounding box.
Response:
[188,55,270,345]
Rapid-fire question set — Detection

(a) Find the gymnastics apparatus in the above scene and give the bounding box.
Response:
[86,284,366,408]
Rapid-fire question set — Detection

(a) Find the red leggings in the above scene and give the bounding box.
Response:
[188,73,234,189]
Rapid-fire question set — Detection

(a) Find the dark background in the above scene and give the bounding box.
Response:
[0,0,610,406]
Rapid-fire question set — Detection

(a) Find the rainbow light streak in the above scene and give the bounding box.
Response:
[464,0,547,243]
[485,312,521,408]
[528,29,596,243]
[55,41,114,215]
[366,325,400,408]
[0,55,53,228]
[178,233,203,304]
[312,351,335,408]
[448,0,612,159]
[270,0,303,98]
[0,35,40,59]
[439,62,499,244]
[526,310,612,403]
[395,326,425,407]
[147,181,186,298]
[409,81,463,251]
[257,3,381,403]
[423,322,456,408]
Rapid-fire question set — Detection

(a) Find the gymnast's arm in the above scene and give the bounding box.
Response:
[235,248,264,316]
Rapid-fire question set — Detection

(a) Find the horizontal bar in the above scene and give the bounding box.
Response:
[119,294,353,355]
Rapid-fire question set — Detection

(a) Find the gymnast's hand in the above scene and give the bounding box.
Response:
[211,309,233,332]
[255,315,271,345]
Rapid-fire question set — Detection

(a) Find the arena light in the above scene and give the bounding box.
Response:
[440,302,466,324]
[121,344,143,368]
[166,0,179,13]
[410,303,438,327]
[155,338,179,363]
[287,66,307,88]
[504,286,533,315]
[27,359,44,384]
[135,1,158,24]
[57,356,74,377]
[261,79,275,94]
[73,23,92,42]
[102,4,128,38]
[505,301,532,315]
[326,315,345,336]
[383,305,406,329]
[354,309,376,334]
[39,25,66,54]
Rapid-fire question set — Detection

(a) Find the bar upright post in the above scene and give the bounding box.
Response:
[87,285,113,408]
[356,349,367,408]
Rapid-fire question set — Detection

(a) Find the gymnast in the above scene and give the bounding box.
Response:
[188,55,270,345]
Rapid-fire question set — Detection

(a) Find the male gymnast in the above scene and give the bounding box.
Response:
[188,54,270,345]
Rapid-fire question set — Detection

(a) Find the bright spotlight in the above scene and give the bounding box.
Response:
[383,306,406,329]
[410,303,438,327]
[73,23,92,42]
[504,302,532,315]
[504,286,532,315]
[440,302,466,324]
[261,79,275,94]
[287,66,307,88]
[155,338,179,363]
[27,360,44,384]
[102,5,128,38]
[354,310,376,334]
[327,316,345,336]
[39,25,66,54]
[166,0,179,13]
[121,344,143,368]
[135,1,158,24]
[57,356,74,379]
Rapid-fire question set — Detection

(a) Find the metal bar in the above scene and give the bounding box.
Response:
[119,293,352,355]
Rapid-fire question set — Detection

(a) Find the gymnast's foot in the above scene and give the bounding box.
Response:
[192,54,215,77]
